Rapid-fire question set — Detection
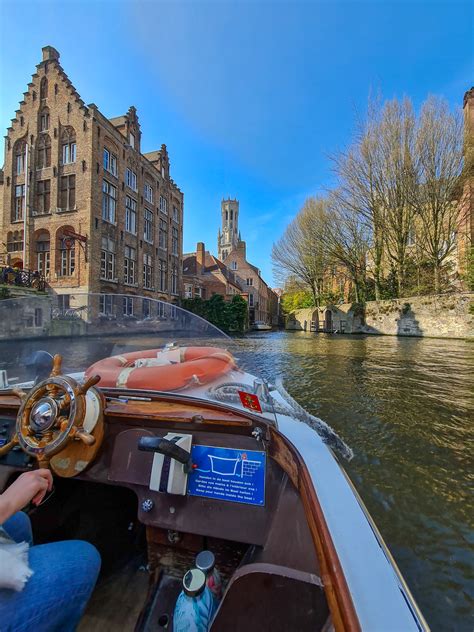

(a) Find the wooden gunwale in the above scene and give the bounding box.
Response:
[269,426,361,632]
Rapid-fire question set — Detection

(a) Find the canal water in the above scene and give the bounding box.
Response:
[0,330,472,630]
[237,331,473,632]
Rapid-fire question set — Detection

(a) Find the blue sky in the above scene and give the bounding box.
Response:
[0,0,472,284]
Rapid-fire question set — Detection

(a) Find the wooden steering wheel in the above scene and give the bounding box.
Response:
[12,355,102,469]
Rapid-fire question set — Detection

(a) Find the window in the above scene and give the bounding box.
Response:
[15,144,26,175]
[171,227,179,255]
[62,140,76,164]
[60,175,76,211]
[40,77,48,100]
[58,295,70,311]
[144,209,153,243]
[102,180,117,223]
[37,135,51,168]
[171,265,178,295]
[100,237,116,280]
[407,227,416,247]
[159,195,167,214]
[39,109,49,132]
[129,132,135,149]
[61,128,76,164]
[230,210,233,220]
[172,206,179,222]
[143,298,151,319]
[126,168,137,191]
[230,261,237,270]
[99,294,114,316]
[159,218,168,250]
[103,148,118,176]
[159,259,167,292]
[124,245,137,284]
[59,236,75,276]
[195,287,202,298]
[184,284,193,299]
[36,234,50,277]
[7,231,23,252]
[123,296,134,316]
[14,185,25,221]
[36,180,51,214]
[144,182,153,203]
[157,301,166,318]
[143,253,153,289]
[34,308,43,327]
[249,294,254,307]
[125,196,137,234]
[246,278,253,286]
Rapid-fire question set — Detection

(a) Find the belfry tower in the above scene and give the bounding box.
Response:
[217,198,240,261]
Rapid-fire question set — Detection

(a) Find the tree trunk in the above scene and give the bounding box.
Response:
[434,264,440,294]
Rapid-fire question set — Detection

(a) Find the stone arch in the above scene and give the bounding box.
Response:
[13,138,27,176]
[311,310,319,332]
[33,229,51,277]
[40,77,48,100]
[56,225,76,277]
[325,309,333,332]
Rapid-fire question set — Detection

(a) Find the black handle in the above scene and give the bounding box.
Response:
[138,436,192,471]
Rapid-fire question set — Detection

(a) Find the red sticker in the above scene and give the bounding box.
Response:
[238,391,262,413]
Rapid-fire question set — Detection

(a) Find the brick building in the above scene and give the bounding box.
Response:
[0,46,183,317]
[183,242,241,300]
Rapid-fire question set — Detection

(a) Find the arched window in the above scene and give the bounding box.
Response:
[39,107,49,132]
[37,134,51,169]
[34,230,50,277]
[7,230,24,253]
[61,126,76,164]
[14,140,26,176]
[56,227,76,277]
[40,77,48,100]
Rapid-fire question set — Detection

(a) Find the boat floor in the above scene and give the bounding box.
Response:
[78,554,149,632]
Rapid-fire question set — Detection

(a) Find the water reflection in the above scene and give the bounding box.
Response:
[239,331,473,631]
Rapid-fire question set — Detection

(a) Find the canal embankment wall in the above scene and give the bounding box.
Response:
[286,292,474,339]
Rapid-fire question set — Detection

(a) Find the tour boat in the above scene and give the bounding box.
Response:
[0,293,428,631]
[252,321,272,331]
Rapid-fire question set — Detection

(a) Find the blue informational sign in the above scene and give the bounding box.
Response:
[188,445,266,506]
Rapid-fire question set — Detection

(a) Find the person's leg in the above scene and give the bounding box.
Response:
[2,511,33,545]
[0,539,101,632]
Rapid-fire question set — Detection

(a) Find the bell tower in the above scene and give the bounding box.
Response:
[218,198,240,261]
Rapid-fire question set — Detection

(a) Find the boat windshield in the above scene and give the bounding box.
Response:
[0,292,276,421]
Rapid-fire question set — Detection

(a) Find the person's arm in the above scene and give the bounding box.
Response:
[0,469,53,524]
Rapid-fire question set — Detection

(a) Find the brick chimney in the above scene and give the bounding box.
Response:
[196,242,205,273]
[42,46,60,62]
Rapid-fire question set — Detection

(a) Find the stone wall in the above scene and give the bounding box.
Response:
[286,293,474,339]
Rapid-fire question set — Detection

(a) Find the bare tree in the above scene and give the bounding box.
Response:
[325,193,371,303]
[371,98,418,296]
[272,197,330,306]
[408,96,466,293]
[331,102,385,300]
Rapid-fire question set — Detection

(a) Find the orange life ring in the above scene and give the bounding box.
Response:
[84,346,236,391]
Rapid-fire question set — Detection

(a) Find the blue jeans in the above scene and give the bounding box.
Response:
[0,512,101,632]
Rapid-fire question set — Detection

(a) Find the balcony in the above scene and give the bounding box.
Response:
[0,266,46,292]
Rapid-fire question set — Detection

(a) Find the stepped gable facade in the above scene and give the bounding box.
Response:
[0,46,183,316]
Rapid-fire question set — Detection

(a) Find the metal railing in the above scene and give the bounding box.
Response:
[0,266,46,291]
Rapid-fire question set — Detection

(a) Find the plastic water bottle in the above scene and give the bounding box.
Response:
[196,550,222,602]
[173,568,215,632]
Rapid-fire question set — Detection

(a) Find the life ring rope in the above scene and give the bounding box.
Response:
[85,346,236,392]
